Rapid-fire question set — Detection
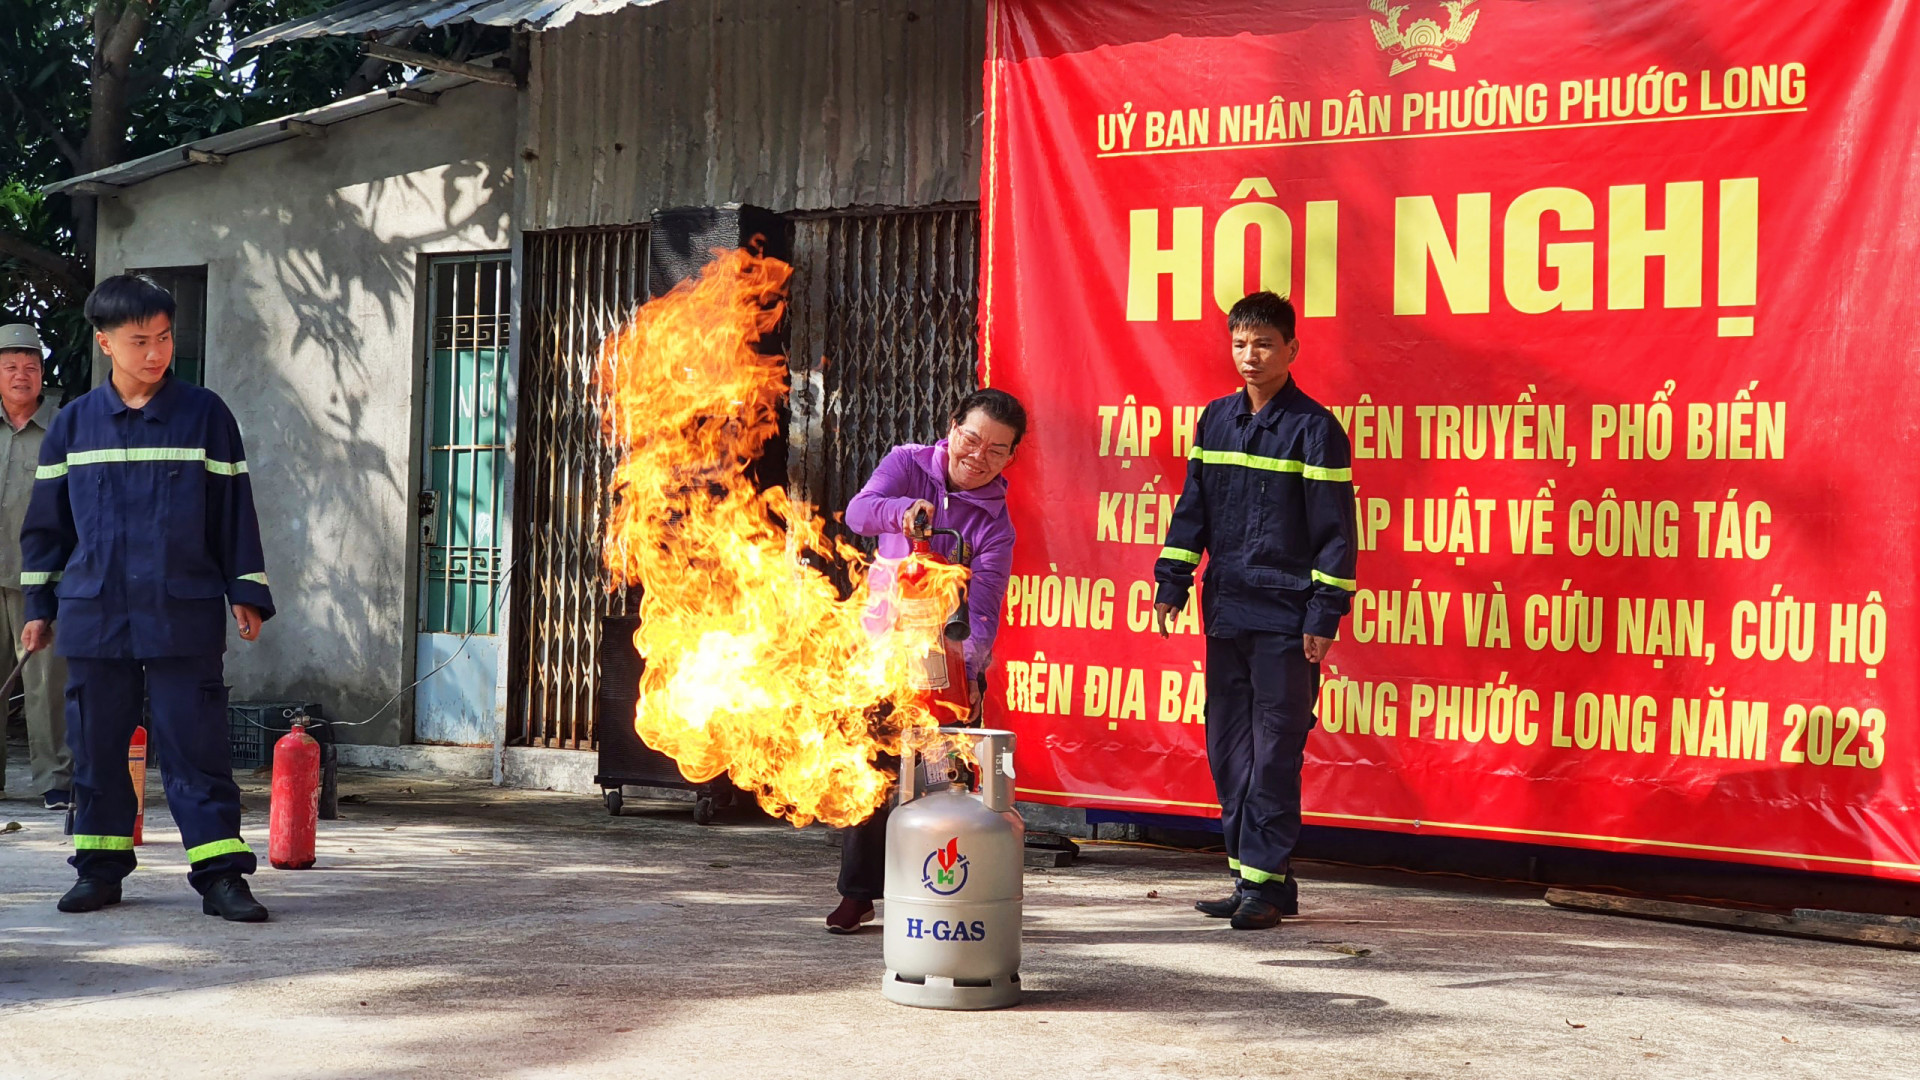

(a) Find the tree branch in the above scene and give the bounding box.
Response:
[174,0,242,53]
[341,26,423,99]
[127,0,243,98]
[0,231,88,296]
[96,0,150,74]
[451,22,483,62]
[0,82,85,171]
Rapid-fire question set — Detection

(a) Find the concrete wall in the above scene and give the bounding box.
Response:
[92,82,517,744]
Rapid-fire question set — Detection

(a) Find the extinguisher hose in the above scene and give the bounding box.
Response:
[927,526,972,643]
[233,553,521,736]
[0,651,31,702]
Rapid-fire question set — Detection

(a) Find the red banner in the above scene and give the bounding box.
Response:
[980,0,1920,879]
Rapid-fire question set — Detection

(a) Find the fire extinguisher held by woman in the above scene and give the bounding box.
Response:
[826,389,1026,934]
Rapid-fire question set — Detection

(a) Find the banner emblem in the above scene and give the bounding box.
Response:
[1370,0,1481,76]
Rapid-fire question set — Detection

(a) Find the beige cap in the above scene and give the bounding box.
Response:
[0,324,45,354]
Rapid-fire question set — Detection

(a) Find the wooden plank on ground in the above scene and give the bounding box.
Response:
[1545,888,1920,951]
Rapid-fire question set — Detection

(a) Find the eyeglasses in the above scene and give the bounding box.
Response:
[952,426,1013,464]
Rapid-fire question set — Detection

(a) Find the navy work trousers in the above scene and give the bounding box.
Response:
[67,655,256,893]
[1205,632,1319,904]
[839,691,985,903]
[838,755,979,902]
[839,795,891,902]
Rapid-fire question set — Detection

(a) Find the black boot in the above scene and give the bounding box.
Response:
[1278,874,1300,917]
[57,877,122,913]
[1230,894,1285,930]
[1194,887,1243,918]
[202,875,269,922]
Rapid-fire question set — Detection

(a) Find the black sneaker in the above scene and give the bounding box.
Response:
[1194,890,1243,918]
[1230,895,1285,930]
[202,875,270,923]
[42,789,73,811]
[57,877,122,913]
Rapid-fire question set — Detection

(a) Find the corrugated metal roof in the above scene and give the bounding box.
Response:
[523,0,985,229]
[233,0,663,49]
[42,71,475,195]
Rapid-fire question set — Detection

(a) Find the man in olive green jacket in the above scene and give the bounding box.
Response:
[0,323,72,809]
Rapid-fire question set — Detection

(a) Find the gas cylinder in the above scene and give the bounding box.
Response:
[269,724,320,870]
[128,726,147,846]
[882,728,1023,1010]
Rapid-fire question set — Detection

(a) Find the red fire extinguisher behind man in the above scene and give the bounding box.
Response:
[269,723,320,870]
[127,726,146,846]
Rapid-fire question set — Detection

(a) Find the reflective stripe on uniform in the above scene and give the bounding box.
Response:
[19,570,61,586]
[237,572,269,586]
[1312,569,1358,592]
[1239,865,1287,884]
[69,447,201,467]
[1227,857,1242,871]
[50,448,247,475]
[74,834,135,851]
[1159,547,1202,565]
[1190,448,1351,482]
[185,838,253,864]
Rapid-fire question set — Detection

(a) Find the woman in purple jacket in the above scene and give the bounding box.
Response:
[827,388,1025,934]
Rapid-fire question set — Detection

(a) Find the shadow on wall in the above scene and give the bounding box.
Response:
[163,142,512,736]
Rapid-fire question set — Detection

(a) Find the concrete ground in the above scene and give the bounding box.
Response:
[3,756,1918,1080]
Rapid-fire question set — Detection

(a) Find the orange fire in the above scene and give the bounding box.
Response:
[598,247,971,828]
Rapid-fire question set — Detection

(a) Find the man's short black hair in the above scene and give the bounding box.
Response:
[1227,291,1296,342]
[84,273,177,333]
[951,387,1028,448]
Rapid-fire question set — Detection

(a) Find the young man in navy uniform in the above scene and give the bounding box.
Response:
[1153,291,1358,930]
[21,274,276,922]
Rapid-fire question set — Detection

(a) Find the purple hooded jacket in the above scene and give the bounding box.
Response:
[845,441,1015,680]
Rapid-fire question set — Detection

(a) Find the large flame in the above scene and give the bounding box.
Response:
[598,247,970,827]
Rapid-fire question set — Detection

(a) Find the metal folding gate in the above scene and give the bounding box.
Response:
[787,207,982,549]
[508,207,979,751]
[509,228,647,750]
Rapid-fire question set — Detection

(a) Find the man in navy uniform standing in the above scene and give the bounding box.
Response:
[1153,291,1358,931]
[21,274,276,922]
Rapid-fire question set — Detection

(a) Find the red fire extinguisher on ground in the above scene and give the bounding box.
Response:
[269,722,321,869]
[128,726,147,846]
[896,510,974,721]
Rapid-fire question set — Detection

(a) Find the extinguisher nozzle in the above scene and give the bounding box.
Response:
[944,595,971,641]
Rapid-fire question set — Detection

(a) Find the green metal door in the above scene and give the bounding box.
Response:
[415,254,510,744]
